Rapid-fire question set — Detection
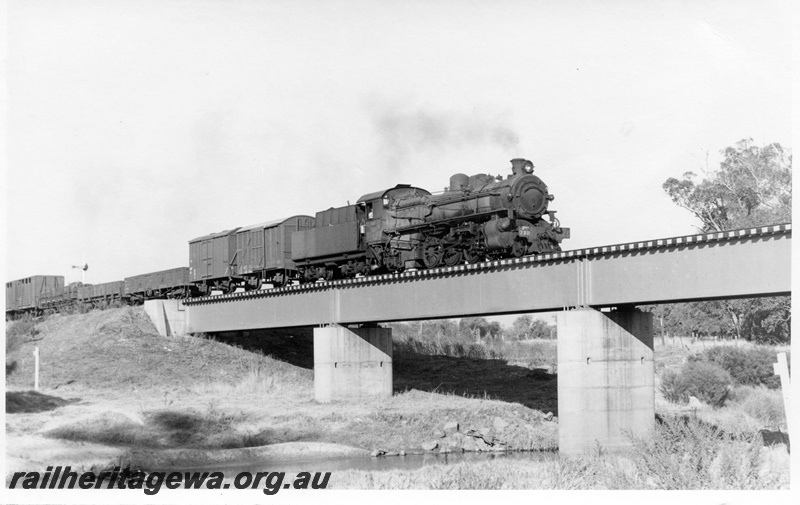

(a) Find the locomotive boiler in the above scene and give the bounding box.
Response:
[292,158,568,281]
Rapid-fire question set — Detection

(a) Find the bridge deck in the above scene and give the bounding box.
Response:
[184,224,791,333]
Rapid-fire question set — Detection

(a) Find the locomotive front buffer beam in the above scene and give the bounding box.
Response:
[179,225,791,454]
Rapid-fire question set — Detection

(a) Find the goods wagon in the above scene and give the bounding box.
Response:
[77,280,126,306]
[40,282,91,311]
[124,267,193,301]
[233,215,315,289]
[5,275,64,316]
[189,228,240,294]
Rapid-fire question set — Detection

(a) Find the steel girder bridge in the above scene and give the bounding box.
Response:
[183,224,791,333]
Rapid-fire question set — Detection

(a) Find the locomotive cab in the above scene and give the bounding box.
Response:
[357,185,431,246]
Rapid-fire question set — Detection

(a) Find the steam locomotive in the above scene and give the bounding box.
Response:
[7,158,568,315]
[291,158,567,282]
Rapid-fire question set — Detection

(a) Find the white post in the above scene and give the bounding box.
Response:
[773,352,791,432]
[33,347,40,391]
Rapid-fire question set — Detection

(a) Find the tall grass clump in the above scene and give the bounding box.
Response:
[698,346,787,389]
[623,415,767,489]
[392,337,502,360]
[6,314,41,376]
[660,361,733,407]
[729,386,787,429]
[653,344,690,373]
[482,339,557,371]
[392,333,557,372]
[658,368,688,404]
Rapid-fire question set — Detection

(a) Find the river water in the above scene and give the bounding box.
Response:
[177,450,558,474]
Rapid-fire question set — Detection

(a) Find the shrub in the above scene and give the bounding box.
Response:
[700,346,786,389]
[659,368,689,404]
[730,385,787,429]
[680,360,733,407]
[625,414,766,489]
[6,315,40,376]
[659,361,733,407]
[392,337,500,360]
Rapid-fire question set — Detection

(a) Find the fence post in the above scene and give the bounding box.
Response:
[33,347,40,391]
[773,352,791,432]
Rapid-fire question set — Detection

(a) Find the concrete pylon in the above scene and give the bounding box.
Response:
[557,308,654,455]
[313,325,392,402]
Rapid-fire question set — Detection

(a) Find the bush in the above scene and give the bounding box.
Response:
[659,368,689,404]
[700,346,786,389]
[661,361,733,407]
[625,415,766,489]
[681,361,733,407]
[6,315,40,376]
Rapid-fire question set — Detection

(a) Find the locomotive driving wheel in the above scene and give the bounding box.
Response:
[422,236,444,268]
[443,247,462,266]
[462,229,485,264]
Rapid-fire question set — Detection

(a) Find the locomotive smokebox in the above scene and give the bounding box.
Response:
[510,158,534,175]
[449,173,470,191]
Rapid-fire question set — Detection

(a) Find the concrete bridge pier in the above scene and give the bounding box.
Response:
[313,324,393,402]
[143,299,187,337]
[557,308,654,455]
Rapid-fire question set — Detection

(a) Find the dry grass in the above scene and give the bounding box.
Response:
[5,307,311,394]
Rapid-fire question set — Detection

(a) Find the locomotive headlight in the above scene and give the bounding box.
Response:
[523,160,534,173]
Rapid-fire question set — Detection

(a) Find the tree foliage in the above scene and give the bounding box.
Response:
[663,138,791,232]
[505,315,556,340]
[658,139,791,344]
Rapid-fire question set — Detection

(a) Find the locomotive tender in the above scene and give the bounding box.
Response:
[6,158,567,316]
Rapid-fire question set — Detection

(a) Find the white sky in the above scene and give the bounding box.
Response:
[4,0,793,286]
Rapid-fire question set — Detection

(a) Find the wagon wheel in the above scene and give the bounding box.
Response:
[443,247,463,266]
[254,277,264,290]
[323,268,334,282]
[422,237,444,268]
[511,237,527,258]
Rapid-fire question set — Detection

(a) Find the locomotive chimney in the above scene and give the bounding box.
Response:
[510,158,534,176]
[449,173,469,191]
